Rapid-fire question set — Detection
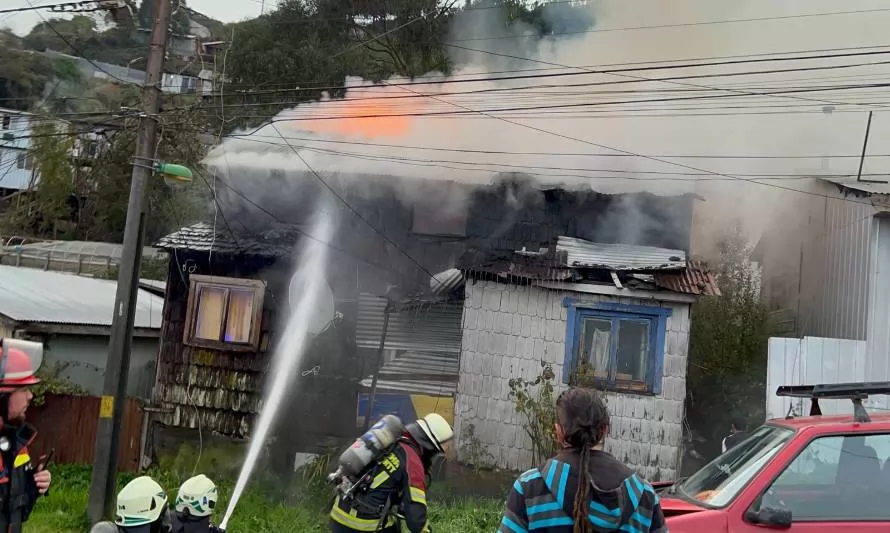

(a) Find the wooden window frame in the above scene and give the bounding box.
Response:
[183,274,266,352]
[562,299,672,395]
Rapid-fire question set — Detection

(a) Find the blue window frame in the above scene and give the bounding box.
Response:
[562,298,672,395]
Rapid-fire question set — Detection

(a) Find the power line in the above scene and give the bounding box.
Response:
[196,49,890,98]
[217,131,890,160]
[204,44,890,90]
[197,81,890,123]
[373,72,878,207]
[267,123,443,283]
[444,44,890,112]
[447,7,890,43]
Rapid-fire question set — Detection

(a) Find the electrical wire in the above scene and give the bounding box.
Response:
[363,73,879,207]
[447,7,890,43]
[184,49,890,99]
[267,123,445,284]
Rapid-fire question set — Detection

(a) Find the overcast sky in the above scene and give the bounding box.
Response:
[1,0,273,35]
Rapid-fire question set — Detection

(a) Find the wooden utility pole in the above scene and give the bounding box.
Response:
[87,0,172,523]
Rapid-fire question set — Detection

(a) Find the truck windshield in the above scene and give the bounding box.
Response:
[676,424,794,508]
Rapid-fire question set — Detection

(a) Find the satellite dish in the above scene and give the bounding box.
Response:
[288,269,335,335]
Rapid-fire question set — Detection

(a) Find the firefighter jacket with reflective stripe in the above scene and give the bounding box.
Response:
[330,437,431,533]
[0,422,42,533]
[499,449,667,533]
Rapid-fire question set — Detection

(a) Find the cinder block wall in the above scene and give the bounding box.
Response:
[454,280,690,482]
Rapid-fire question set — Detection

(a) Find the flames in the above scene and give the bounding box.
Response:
[285,86,424,139]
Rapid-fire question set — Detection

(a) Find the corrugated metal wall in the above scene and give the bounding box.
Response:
[356,293,464,397]
[794,182,876,340]
[356,294,464,355]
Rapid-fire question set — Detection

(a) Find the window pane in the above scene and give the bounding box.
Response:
[615,320,649,382]
[760,434,890,520]
[579,318,611,378]
[225,289,255,343]
[195,286,226,340]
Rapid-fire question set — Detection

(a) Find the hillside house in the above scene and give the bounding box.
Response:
[148,169,709,477]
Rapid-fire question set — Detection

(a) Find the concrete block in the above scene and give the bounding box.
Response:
[545,341,562,365]
[506,335,517,358]
[482,353,495,377]
[517,288,529,315]
[521,315,532,338]
[463,330,478,353]
[533,339,545,361]
[464,308,478,330]
[536,291,550,317]
[469,284,484,309]
[530,317,541,339]
[512,314,522,336]
[483,287,499,311]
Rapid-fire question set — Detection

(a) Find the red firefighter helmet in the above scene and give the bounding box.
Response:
[0,339,43,393]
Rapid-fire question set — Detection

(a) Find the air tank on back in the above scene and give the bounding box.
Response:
[331,414,404,481]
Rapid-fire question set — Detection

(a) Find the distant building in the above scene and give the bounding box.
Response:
[0,265,162,398]
[0,108,38,193]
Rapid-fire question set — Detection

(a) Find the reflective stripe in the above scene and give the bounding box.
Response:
[13,454,29,469]
[370,471,389,489]
[410,486,427,505]
[329,497,396,531]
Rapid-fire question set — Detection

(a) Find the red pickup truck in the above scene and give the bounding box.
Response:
[657,382,890,532]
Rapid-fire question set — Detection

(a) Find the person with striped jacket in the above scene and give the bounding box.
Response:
[499,388,667,533]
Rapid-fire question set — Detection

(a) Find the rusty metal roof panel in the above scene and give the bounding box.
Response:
[556,236,686,271]
[653,261,721,296]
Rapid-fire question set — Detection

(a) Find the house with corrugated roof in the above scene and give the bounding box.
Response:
[0,265,163,397]
[454,237,717,478]
[146,171,715,478]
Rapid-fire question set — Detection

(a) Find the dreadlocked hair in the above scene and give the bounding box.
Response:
[556,387,610,533]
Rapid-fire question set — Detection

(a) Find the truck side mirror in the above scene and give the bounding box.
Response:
[745,506,792,529]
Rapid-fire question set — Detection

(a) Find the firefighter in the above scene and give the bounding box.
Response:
[0,338,52,533]
[89,476,171,533]
[329,413,454,533]
[170,474,223,533]
[498,388,667,533]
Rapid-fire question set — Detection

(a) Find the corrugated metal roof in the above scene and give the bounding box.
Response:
[360,352,459,396]
[0,265,162,328]
[821,176,890,196]
[356,293,464,354]
[430,268,465,296]
[556,236,686,270]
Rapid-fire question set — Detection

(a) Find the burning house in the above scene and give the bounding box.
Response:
[146,161,716,479]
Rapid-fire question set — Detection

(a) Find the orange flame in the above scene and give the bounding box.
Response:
[290,93,418,139]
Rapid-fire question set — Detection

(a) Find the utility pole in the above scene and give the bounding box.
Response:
[87,0,172,524]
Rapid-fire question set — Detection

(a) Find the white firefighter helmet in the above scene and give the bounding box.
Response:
[89,521,119,533]
[174,474,218,517]
[416,413,454,453]
[115,476,168,527]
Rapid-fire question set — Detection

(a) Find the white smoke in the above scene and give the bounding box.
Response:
[205,0,890,254]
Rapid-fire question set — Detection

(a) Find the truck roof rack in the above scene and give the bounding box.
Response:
[775,382,890,423]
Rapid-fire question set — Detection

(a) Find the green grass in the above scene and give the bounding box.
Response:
[26,465,505,533]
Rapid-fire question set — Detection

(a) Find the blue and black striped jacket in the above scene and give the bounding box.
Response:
[498,449,667,532]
